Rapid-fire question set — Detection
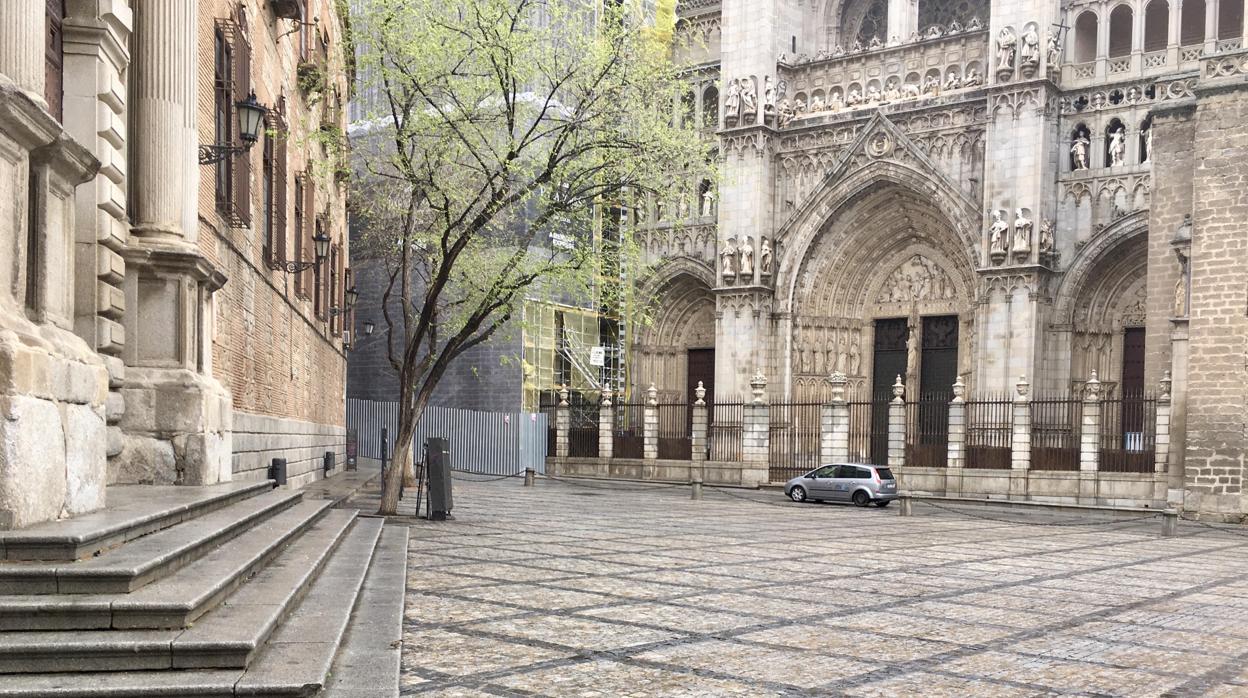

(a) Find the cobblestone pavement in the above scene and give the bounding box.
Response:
[400,477,1248,697]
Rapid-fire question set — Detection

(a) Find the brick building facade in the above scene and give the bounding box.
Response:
[0,0,351,528]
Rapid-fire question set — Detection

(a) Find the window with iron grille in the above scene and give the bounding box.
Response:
[263,109,288,268]
[329,244,340,334]
[213,13,252,228]
[293,175,306,297]
[45,0,65,121]
[314,216,327,320]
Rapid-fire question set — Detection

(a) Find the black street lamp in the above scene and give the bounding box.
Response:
[199,92,268,165]
[273,231,330,274]
[362,320,375,336]
[345,286,359,307]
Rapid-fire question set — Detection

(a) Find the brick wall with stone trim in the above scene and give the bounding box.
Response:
[231,411,347,490]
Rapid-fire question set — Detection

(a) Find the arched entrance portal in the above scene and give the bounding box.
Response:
[633,266,717,402]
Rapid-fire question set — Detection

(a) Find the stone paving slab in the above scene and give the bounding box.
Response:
[399,479,1248,696]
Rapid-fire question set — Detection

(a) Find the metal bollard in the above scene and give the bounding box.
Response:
[691,477,703,501]
[1161,508,1178,536]
[524,468,535,487]
[899,495,913,517]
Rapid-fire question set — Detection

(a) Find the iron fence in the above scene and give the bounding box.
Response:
[613,402,645,459]
[1100,395,1156,473]
[905,397,948,468]
[965,395,1012,469]
[566,391,600,458]
[538,393,559,457]
[1031,396,1082,471]
[709,399,744,461]
[657,403,692,460]
[768,401,822,482]
[847,399,881,463]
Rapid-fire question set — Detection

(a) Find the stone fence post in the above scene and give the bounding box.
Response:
[822,372,850,464]
[691,382,708,466]
[1012,376,1031,471]
[742,370,771,485]
[1155,371,1172,475]
[1080,372,1101,472]
[555,385,570,459]
[888,375,906,467]
[643,383,658,462]
[947,378,966,469]
[599,389,614,460]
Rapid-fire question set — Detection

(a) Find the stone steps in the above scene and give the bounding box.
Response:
[0,489,303,595]
[0,519,406,697]
[0,482,274,562]
[0,509,363,673]
[0,499,339,631]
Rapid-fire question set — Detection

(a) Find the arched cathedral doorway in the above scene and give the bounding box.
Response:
[632,266,717,402]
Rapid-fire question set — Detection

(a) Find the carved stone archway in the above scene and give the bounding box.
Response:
[632,259,717,402]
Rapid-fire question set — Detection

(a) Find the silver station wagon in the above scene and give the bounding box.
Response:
[784,463,898,507]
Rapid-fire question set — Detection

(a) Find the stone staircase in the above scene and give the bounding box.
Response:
[0,479,407,697]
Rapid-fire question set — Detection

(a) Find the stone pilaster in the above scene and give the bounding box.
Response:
[1167,319,1188,506]
[741,371,770,485]
[598,390,614,460]
[887,375,906,467]
[947,378,966,469]
[822,371,849,464]
[555,385,570,459]
[1011,376,1031,470]
[691,382,707,467]
[0,0,46,106]
[1079,372,1102,472]
[1155,371,1173,503]
[643,383,658,461]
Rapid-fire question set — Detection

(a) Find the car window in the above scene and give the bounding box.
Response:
[849,466,871,479]
[811,465,837,478]
[831,465,850,478]
[875,467,895,480]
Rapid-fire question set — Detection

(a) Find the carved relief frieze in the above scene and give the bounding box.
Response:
[791,318,865,377]
[990,87,1039,119]
[1059,80,1167,116]
[637,224,717,265]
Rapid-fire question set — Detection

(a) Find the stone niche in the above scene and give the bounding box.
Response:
[0,83,109,529]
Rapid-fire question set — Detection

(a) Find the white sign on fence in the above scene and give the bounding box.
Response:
[589,346,605,366]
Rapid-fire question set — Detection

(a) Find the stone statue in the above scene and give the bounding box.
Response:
[866,85,882,103]
[1143,126,1153,163]
[778,52,789,63]
[815,48,829,60]
[988,210,1009,256]
[740,78,757,120]
[905,323,919,382]
[997,27,1017,72]
[739,237,755,276]
[926,25,943,39]
[1046,29,1061,66]
[720,238,737,276]
[1020,26,1040,67]
[1108,126,1126,167]
[763,76,777,118]
[810,94,826,112]
[828,91,843,110]
[777,98,794,127]
[903,82,921,98]
[944,71,961,90]
[1039,218,1055,255]
[724,79,741,122]
[963,69,982,87]
[846,88,862,107]
[677,192,690,219]
[848,334,861,375]
[1013,209,1032,254]
[700,188,714,217]
[759,237,773,274]
[923,75,941,95]
[884,79,902,102]
[1174,247,1190,316]
[908,30,920,43]
[1071,134,1090,170]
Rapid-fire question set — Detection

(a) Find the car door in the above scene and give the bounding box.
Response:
[828,465,853,501]
[806,465,837,497]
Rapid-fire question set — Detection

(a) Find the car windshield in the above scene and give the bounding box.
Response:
[876,467,895,480]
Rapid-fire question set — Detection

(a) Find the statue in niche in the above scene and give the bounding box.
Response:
[1020,26,1040,68]
[677,192,690,219]
[849,333,862,375]
[1039,218,1055,256]
[996,27,1017,72]
[884,79,902,102]
[740,78,757,120]
[1013,209,1032,255]
[1071,134,1090,170]
[739,236,755,276]
[1174,247,1190,316]
[828,91,843,110]
[988,210,1010,257]
[759,237,773,275]
[944,71,961,90]
[724,79,741,122]
[720,237,737,277]
[763,76,777,118]
[846,88,862,107]
[1126,86,1140,104]
[701,188,715,217]
[836,335,848,373]
[963,69,982,87]
[866,85,882,103]
[1143,126,1153,163]
[810,94,826,112]
[923,75,941,95]
[1046,29,1061,66]
[1108,126,1126,167]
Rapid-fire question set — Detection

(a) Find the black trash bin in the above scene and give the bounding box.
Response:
[425,437,452,520]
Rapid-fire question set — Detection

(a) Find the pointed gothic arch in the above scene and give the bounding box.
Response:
[632,258,717,402]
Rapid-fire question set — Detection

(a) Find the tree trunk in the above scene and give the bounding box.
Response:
[378,388,428,515]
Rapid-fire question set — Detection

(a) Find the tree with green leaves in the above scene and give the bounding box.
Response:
[350,0,709,514]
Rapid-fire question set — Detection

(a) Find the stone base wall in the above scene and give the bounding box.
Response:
[549,457,767,488]
[231,411,346,490]
[897,466,1164,508]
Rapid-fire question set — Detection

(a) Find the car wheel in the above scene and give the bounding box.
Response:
[874,499,891,508]
[789,486,807,503]
[852,490,871,507]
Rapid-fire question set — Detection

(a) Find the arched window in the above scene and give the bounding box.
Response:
[702,85,718,127]
[1074,11,1099,62]
[840,0,888,46]
[1144,0,1170,50]
[1109,5,1135,57]
[916,0,991,33]
[1219,0,1244,39]
[1181,0,1205,44]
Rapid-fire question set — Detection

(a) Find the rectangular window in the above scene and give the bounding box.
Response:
[329,245,340,334]
[214,15,252,227]
[25,165,40,313]
[301,178,316,298]
[45,0,65,121]
[313,218,326,320]
[262,132,273,256]
[293,175,305,296]
[213,27,233,212]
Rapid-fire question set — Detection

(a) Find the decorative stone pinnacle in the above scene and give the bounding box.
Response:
[694,381,706,406]
[558,384,569,407]
[646,382,658,407]
[750,369,767,404]
[829,371,847,403]
[892,374,905,402]
[1160,370,1172,401]
[601,389,613,407]
[1016,375,1030,400]
[951,376,966,403]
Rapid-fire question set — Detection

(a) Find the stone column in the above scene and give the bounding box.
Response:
[741,371,770,486]
[1167,320,1188,507]
[1079,371,1102,472]
[598,390,614,460]
[947,378,966,469]
[1154,371,1172,503]
[0,0,46,106]
[887,375,906,467]
[643,384,658,479]
[555,385,570,459]
[822,372,850,464]
[1011,376,1031,470]
[691,382,708,473]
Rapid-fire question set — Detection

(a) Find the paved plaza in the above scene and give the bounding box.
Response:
[399,478,1248,697]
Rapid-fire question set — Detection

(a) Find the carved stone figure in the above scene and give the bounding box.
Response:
[740,78,757,120]
[833,43,846,56]
[988,210,1009,257]
[905,323,919,383]
[759,237,773,274]
[997,27,1017,72]
[815,48,829,60]
[884,79,901,101]
[828,91,843,110]
[724,79,741,122]
[720,238,737,276]
[1174,244,1190,316]
[963,69,982,87]
[903,82,921,98]
[1108,126,1126,167]
[846,88,862,106]
[1020,26,1040,68]
[1013,209,1032,255]
[1071,135,1090,170]
[908,30,920,43]
[1143,126,1153,163]
[1046,29,1061,65]
[944,71,961,90]
[866,85,882,103]
[763,76,777,118]
[810,94,826,112]
[777,99,795,127]
[923,75,940,95]
[1039,218,1055,256]
[778,52,789,63]
[739,236,755,276]
[849,335,861,375]
[677,193,690,219]
[701,188,715,217]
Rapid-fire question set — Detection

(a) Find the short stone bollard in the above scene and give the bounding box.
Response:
[1161,508,1178,536]
[524,468,535,487]
[899,495,913,517]
[691,477,703,501]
